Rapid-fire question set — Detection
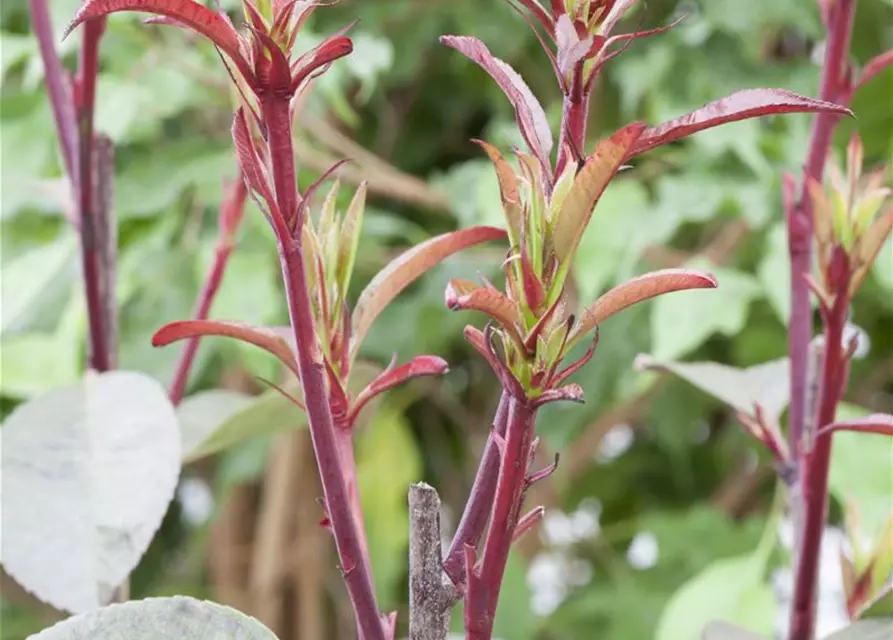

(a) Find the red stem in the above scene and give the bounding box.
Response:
[265,96,385,640]
[168,244,233,404]
[168,178,249,405]
[28,0,77,182]
[465,396,536,640]
[787,0,854,469]
[555,66,588,176]
[443,392,510,585]
[789,282,850,640]
[76,18,112,373]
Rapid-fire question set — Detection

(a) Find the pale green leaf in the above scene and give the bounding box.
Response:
[758,223,793,322]
[177,390,255,459]
[185,381,305,462]
[635,356,789,422]
[0,235,78,335]
[702,620,767,639]
[356,400,421,608]
[651,264,761,360]
[30,596,278,639]
[823,619,893,640]
[830,404,893,538]
[657,553,775,640]
[0,371,181,613]
[0,332,79,399]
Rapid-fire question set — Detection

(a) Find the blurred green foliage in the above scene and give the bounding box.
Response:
[1,0,891,638]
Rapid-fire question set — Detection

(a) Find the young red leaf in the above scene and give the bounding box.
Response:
[817,413,893,438]
[445,280,524,344]
[556,14,592,78]
[441,35,553,170]
[856,50,893,93]
[232,108,286,235]
[65,0,251,81]
[349,226,507,360]
[348,355,449,424]
[514,0,554,32]
[513,506,546,543]
[152,319,299,377]
[551,122,647,263]
[473,139,523,245]
[291,33,354,93]
[531,383,584,408]
[626,89,853,159]
[568,268,718,346]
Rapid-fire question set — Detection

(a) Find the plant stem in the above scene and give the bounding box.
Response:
[168,244,234,404]
[786,0,855,471]
[76,17,112,373]
[465,397,536,640]
[169,178,248,405]
[789,284,850,640]
[28,0,77,181]
[443,391,510,585]
[555,68,588,177]
[265,96,385,640]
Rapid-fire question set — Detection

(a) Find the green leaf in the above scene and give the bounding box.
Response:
[573,180,651,300]
[823,619,893,640]
[177,390,255,459]
[830,404,893,538]
[184,382,304,462]
[30,596,278,639]
[356,400,421,608]
[651,263,761,360]
[656,553,775,640]
[0,235,77,335]
[758,223,792,322]
[873,236,893,291]
[635,356,789,422]
[702,620,767,639]
[0,332,79,398]
[0,371,181,613]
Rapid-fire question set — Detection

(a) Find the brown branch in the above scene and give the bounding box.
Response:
[408,483,454,640]
[294,113,451,214]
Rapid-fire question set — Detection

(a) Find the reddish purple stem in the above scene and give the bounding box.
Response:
[789,274,850,640]
[465,397,537,640]
[76,18,112,373]
[264,96,386,640]
[787,0,855,469]
[443,392,510,585]
[28,0,77,181]
[168,244,233,405]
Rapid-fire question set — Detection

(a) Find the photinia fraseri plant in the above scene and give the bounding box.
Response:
[66,2,505,638]
[434,1,855,637]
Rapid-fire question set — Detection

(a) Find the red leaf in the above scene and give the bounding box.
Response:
[551,122,646,262]
[291,33,354,93]
[152,319,299,377]
[556,14,592,78]
[627,89,853,159]
[348,355,449,424]
[441,35,553,169]
[445,280,524,345]
[514,0,554,32]
[65,0,251,80]
[350,226,506,360]
[817,414,893,438]
[568,269,718,346]
[473,139,523,244]
[231,108,285,234]
[531,383,584,408]
[856,50,893,92]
